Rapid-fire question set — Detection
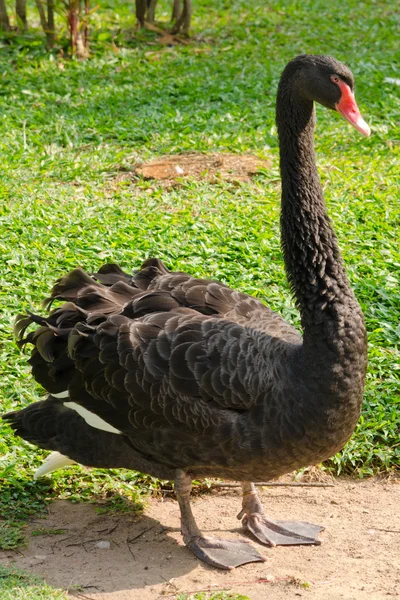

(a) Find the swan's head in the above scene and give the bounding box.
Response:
[285,55,371,137]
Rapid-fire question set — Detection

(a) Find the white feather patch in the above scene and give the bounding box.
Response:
[34,452,76,479]
[52,390,70,399]
[64,401,122,435]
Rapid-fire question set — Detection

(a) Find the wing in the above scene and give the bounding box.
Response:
[94,258,300,341]
[14,258,301,469]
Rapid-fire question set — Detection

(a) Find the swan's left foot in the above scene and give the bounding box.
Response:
[239,482,324,547]
[240,512,324,546]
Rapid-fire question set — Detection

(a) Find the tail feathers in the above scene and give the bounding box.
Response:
[34,451,76,479]
[3,398,118,468]
[3,400,59,447]
[3,396,176,480]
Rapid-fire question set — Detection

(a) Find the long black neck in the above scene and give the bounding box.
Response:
[276,79,367,395]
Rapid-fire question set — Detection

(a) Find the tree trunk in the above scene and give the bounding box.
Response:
[0,0,10,30]
[76,32,89,58]
[171,0,191,35]
[83,0,90,54]
[135,0,146,28]
[63,0,89,58]
[35,0,55,48]
[47,0,55,47]
[146,0,157,24]
[72,0,89,58]
[15,0,28,29]
[171,0,181,22]
[67,0,79,55]
[35,0,48,34]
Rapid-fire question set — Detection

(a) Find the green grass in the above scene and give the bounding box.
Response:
[30,528,66,536]
[0,565,68,600]
[0,566,248,600]
[0,0,399,561]
[0,523,26,551]
[177,594,250,600]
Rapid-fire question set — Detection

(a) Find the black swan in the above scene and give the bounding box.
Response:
[4,55,370,570]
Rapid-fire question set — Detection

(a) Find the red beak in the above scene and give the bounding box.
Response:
[335,81,370,137]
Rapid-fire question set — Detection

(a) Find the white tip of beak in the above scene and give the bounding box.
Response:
[353,115,371,137]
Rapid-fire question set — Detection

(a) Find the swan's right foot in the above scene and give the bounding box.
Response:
[185,534,266,570]
[175,470,265,570]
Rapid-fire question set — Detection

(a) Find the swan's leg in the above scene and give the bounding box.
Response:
[175,470,266,570]
[238,482,324,546]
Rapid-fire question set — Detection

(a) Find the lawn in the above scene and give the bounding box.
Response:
[0,0,399,591]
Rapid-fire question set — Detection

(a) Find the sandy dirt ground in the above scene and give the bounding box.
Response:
[132,152,271,185]
[1,478,399,600]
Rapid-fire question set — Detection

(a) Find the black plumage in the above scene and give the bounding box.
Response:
[4,55,370,570]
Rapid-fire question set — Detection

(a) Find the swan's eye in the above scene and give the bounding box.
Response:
[331,75,340,84]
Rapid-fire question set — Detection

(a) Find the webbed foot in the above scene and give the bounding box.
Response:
[239,481,324,546]
[241,512,324,546]
[186,534,266,570]
[175,471,266,570]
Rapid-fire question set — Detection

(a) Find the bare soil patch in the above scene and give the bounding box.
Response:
[1,478,399,600]
[133,152,270,185]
